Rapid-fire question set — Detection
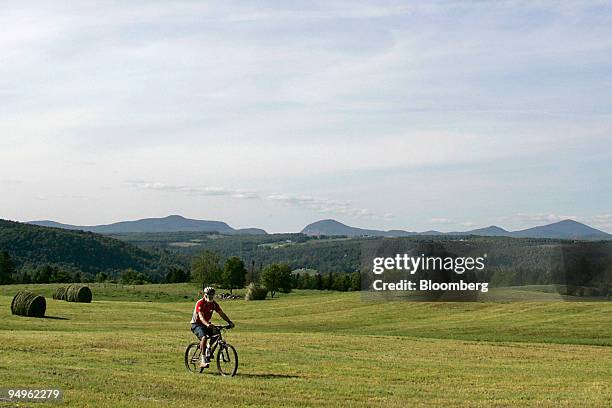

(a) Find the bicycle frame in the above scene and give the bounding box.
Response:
[208,332,225,354]
[204,325,231,355]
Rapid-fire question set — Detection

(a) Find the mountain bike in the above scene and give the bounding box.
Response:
[184,325,238,377]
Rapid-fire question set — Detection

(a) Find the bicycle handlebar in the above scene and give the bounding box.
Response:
[210,324,233,330]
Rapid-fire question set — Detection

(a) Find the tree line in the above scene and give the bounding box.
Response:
[189,249,361,296]
[0,252,93,284]
[2,248,357,296]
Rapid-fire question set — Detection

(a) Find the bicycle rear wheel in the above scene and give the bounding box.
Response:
[185,342,204,373]
[216,343,238,377]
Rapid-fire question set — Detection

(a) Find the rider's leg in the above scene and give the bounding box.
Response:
[200,335,207,355]
[199,335,210,367]
[204,336,212,360]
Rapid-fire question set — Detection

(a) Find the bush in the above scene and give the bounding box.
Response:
[245,283,268,301]
[95,272,109,283]
[350,271,361,291]
[11,291,46,317]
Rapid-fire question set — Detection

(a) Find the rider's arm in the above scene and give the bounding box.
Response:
[216,305,234,328]
[218,310,232,325]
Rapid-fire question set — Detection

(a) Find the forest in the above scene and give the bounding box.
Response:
[0,219,185,282]
[1,219,610,293]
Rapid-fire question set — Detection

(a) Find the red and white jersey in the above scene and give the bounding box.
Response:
[190,298,221,325]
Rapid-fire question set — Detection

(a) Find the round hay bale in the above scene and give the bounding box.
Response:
[11,291,46,317]
[65,284,76,302]
[65,284,92,303]
[53,286,68,300]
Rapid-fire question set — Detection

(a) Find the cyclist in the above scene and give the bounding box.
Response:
[190,286,234,368]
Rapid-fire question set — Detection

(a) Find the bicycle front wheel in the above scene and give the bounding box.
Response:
[185,342,203,373]
[216,343,238,377]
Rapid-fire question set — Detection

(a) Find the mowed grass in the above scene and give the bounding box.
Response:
[1,285,611,407]
[0,283,218,303]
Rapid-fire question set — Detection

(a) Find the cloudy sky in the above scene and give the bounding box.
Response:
[1,0,611,233]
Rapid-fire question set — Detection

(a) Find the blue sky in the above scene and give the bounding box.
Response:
[1,1,611,232]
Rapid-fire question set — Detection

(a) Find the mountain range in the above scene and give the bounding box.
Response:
[28,215,267,235]
[27,215,611,240]
[300,219,611,240]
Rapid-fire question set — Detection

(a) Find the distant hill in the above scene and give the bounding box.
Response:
[29,215,267,235]
[235,228,268,235]
[301,219,416,237]
[301,219,610,240]
[0,219,179,275]
[28,220,81,230]
[453,225,513,237]
[419,230,444,236]
[511,219,610,240]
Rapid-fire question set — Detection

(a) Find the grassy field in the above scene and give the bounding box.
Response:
[1,284,611,407]
[0,283,217,303]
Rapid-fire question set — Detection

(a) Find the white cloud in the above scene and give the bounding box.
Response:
[129,181,386,220]
[1,1,611,231]
[127,181,259,200]
[428,218,475,230]
[267,193,377,218]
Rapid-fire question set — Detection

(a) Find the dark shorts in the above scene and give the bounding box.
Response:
[191,323,216,340]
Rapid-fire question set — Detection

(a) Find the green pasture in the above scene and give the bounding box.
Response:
[0,285,610,407]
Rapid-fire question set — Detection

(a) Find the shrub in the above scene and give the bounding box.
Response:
[245,283,268,301]
[350,271,361,291]
[11,291,46,317]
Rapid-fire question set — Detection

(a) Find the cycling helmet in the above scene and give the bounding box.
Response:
[203,286,216,298]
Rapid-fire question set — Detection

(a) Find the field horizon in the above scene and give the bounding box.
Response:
[1,284,611,407]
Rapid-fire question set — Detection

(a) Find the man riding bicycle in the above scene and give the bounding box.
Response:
[190,287,234,368]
